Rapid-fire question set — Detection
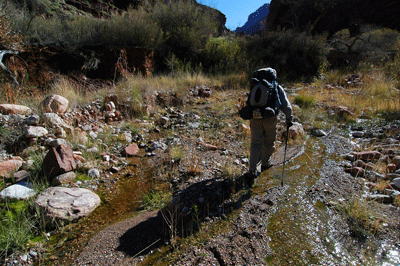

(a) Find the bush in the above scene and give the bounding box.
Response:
[329,27,400,70]
[294,94,315,108]
[201,37,247,74]
[148,0,219,70]
[246,30,329,82]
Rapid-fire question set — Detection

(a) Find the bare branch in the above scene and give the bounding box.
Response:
[0,50,19,87]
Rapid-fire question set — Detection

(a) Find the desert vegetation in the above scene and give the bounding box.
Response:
[1,0,400,265]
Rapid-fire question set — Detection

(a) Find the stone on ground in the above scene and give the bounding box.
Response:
[35,187,101,221]
[0,182,35,200]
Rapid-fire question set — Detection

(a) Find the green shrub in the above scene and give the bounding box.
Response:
[201,37,246,74]
[141,189,171,211]
[148,0,219,69]
[294,94,316,108]
[330,27,400,70]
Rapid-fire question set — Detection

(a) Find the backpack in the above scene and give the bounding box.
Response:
[247,68,282,119]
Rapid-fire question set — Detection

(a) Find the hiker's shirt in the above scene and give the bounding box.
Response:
[277,85,293,122]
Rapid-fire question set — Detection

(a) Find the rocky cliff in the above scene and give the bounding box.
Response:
[266,0,400,36]
[235,3,270,35]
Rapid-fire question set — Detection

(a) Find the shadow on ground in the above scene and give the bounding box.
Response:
[116,176,251,257]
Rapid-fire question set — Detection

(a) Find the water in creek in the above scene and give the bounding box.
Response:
[261,138,400,265]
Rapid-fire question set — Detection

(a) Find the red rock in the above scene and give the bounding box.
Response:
[353,151,382,162]
[122,143,140,156]
[43,144,77,180]
[40,94,69,113]
[345,166,365,177]
[0,104,31,115]
[0,158,23,178]
[198,142,218,151]
[391,156,400,168]
[387,164,397,173]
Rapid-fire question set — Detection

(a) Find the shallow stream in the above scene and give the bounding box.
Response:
[261,136,400,265]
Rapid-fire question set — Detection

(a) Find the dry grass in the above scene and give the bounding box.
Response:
[337,198,385,237]
[299,69,400,119]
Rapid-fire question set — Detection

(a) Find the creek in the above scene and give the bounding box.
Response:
[262,136,400,265]
[49,132,400,265]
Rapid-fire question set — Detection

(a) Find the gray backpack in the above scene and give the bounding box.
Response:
[248,68,282,118]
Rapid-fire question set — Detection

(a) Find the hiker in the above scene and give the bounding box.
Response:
[244,67,293,186]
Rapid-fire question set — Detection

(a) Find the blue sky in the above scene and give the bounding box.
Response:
[200,0,270,30]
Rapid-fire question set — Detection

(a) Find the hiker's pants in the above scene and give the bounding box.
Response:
[249,115,278,172]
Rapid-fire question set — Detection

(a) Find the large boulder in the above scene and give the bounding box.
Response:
[43,144,77,180]
[35,187,101,221]
[40,94,69,113]
[0,104,31,115]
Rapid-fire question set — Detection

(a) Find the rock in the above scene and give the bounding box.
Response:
[0,157,23,178]
[288,122,305,139]
[52,172,77,186]
[88,169,100,178]
[391,156,400,168]
[387,164,397,173]
[353,151,382,162]
[157,116,170,126]
[390,178,400,190]
[386,173,400,181]
[197,141,218,151]
[87,131,97,139]
[344,166,365,177]
[104,94,119,106]
[109,166,120,173]
[365,171,385,182]
[87,147,99,154]
[343,153,355,162]
[311,129,327,137]
[13,170,30,183]
[123,132,132,143]
[41,113,73,133]
[42,144,77,180]
[198,86,212,97]
[48,138,68,148]
[24,115,40,126]
[150,142,167,151]
[122,143,140,156]
[188,122,201,129]
[0,182,35,201]
[40,95,69,113]
[35,187,101,221]
[0,104,31,115]
[365,194,392,204]
[25,126,48,138]
[73,154,86,164]
[352,131,365,138]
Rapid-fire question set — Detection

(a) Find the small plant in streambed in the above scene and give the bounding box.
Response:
[141,189,171,211]
[335,197,385,238]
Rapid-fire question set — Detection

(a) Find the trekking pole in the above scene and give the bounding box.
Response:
[281,124,290,186]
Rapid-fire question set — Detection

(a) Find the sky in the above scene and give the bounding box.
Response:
[200,0,270,30]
